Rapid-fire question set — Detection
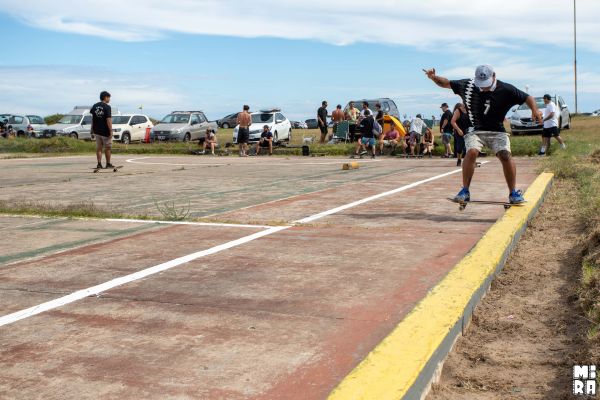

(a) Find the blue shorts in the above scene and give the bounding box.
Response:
[361,137,375,146]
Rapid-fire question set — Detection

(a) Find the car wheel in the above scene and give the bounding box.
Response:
[183,133,191,142]
[70,132,78,139]
[122,133,131,144]
[17,131,25,137]
[565,117,571,129]
[222,123,230,129]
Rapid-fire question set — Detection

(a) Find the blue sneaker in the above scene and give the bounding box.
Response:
[454,187,470,203]
[509,189,525,204]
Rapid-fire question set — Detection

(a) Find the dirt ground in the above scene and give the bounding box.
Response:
[428,180,593,400]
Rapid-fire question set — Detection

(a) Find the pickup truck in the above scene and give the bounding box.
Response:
[151,111,218,142]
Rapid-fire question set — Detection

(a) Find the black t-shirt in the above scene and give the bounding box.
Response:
[90,102,112,137]
[261,131,273,140]
[360,116,375,138]
[376,110,384,124]
[449,79,529,132]
[317,106,328,127]
[456,110,471,133]
[440,110,454,133]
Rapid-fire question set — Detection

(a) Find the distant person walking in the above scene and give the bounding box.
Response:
[317,101,328,144]
[539,94,566,155]
[424,65,542,204]
[236,105,251,157]
[450,103,470,166]
[331,104,345,139]
[439,102,454,158]
[90,91,113,169]
[345,101,360,142]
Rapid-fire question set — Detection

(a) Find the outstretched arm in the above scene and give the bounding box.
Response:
[525,96,543,124]
[423,68,451,89]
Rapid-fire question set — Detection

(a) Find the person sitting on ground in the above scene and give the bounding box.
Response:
[379,125,402,155]
[255,125,274,155]
[26,124,35,138]
[351,110,377,159]
[0,122,6,139]
[422,126,434,158]
[409,114,426,156]
[200,128,217,155]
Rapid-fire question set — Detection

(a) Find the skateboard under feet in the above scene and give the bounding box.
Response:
[447,198,527,211]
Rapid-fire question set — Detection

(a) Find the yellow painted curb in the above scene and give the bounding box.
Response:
[328,172,554,400]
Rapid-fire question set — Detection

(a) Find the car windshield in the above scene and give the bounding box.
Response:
[27,116,45,124]
[112,116,131,124]
[58,115,83,124]
[161,114,190,124]
[518,98,546,111]
[252,113,274,124]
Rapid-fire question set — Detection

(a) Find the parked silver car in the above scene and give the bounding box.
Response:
[44,106,93,139]
[510,95,571,135]
[5,115,49,137]
[151,111,217,142]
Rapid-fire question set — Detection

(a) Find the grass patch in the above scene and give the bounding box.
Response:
[2,127,552,158]
[537,117,600,345]
[0,199,131,219]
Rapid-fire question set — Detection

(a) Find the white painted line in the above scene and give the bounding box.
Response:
[294,162,489,224]
[0,226,288,327]
[0,165,473,327]
[105,218,277,229]
[294,170,461,224]
[125,156,382,167]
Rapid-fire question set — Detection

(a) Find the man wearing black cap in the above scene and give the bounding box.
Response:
[424,65,542,204]
[90,91,113,170]
[539,94,566,155]
[439,102,454,158]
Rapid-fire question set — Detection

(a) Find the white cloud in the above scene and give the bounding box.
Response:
[0,0,598,51]
[0,66,185,116]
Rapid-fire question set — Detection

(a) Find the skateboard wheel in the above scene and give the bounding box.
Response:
[504,205,511,210]
[459,205,466,211]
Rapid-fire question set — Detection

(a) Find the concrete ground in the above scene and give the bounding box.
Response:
[0,155,539,399]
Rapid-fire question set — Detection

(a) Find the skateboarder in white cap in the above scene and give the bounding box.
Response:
[424,65,542,204]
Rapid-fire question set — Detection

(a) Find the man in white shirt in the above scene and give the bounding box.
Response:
[409,114,426,156]
[360,101,373,120]
[539,94,566,155]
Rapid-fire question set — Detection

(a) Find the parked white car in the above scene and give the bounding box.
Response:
[510,95,571,135]
[112,114,154,143]
[233,109,292,144]
[591,109,600,117]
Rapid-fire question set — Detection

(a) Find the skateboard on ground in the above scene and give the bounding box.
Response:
[92,165,123,173]
[447,197,527,211]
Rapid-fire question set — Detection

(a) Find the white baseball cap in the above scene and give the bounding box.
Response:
[474,65,495,88]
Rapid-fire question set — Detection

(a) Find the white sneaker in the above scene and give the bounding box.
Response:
[561,143,567,150]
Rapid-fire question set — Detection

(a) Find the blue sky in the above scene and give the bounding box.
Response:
[0,0,599,121]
